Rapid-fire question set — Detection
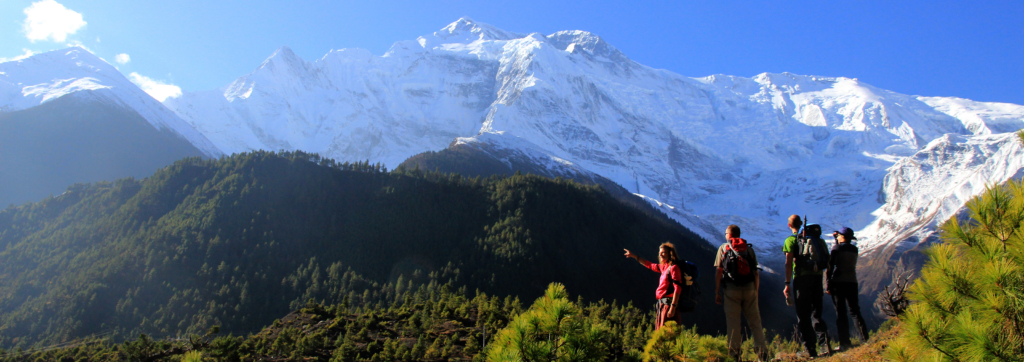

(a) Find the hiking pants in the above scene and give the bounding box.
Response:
[655,298,683,330]
[830,281,869,346]
[723,285,768,358]
[794,275,830,356]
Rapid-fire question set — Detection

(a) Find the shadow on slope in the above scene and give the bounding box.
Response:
[0,93,209,208]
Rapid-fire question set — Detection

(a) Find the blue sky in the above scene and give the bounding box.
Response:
[2,0,1022,104]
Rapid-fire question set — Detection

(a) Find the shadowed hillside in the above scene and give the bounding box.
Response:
[0,93,210,208]
[0,151,731,348]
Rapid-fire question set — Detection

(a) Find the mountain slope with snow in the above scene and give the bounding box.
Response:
[165,18,1024,290]
[0,48,222,157]
[0,48,224,207]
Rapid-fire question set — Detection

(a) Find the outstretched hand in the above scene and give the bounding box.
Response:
[623,249,637,260]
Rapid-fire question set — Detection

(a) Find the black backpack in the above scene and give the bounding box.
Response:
[669,261,702,313]
[796,224,830,273]
[722,244,756,285]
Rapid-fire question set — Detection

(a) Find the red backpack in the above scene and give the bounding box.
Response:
[723,238,755,284]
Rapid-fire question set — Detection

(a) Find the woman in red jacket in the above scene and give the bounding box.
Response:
[624,242,684,330]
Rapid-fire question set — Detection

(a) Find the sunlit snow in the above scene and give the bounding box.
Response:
[159,18,1024,269]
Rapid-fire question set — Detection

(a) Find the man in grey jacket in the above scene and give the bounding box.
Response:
[826,227,869,351]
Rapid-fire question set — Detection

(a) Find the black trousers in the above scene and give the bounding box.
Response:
[795,275,830,355]
[830,281,869,346]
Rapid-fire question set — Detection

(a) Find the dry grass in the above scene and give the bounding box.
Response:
[772,320,901,362]
[817,323,899,361]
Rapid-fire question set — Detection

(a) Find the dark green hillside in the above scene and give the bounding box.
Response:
[399,142,631,198]
[0,151,717,349]
[400,145,517,182]
[399,142,700,238]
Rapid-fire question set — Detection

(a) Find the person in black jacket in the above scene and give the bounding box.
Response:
[826,227,869,351]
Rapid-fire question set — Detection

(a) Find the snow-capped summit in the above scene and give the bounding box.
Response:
[547,30,629,62]
[0,48,225,207]
[433,17,524,43]
[164,20,1024,295]
[224,46,318,102]
[0,47,222,157]
[0,48,114,111]
[256,46,311,76]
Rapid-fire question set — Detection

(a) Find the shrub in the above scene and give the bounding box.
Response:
[641,321,729,362]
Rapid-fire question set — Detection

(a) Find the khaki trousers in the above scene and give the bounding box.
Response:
[723,285,768,357]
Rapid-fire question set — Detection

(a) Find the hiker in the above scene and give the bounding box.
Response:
[715,224,768,361]
[623,242,683,330]
[783,215,832,357]
[826,227,869,351]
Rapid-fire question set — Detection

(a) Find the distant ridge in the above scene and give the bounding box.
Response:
[0,48,222,208]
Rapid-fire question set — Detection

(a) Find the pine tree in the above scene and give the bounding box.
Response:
[888,179,1024,361]
[484,283,610,362]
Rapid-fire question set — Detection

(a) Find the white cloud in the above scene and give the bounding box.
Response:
[0,49,38,63]
[128,72,182,102]
[23,0,86,43]
[115,53,130,65]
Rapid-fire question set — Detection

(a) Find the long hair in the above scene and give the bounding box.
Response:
[659,242,678,265]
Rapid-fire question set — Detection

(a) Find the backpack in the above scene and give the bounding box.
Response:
[795,224,830,273]
[722,238,755,285]
[669,261,702,313]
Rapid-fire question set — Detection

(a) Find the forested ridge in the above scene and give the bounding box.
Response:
[0,150,717,350]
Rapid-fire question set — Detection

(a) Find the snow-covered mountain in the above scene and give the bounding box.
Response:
[0,48,222,157]
[164,18,1024,291]
[0,48,223,207]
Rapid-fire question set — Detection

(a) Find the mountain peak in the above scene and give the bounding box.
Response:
[1,47,123,109]
[255,46,309,76]
[432,17,522,42]
[546,30,630,63]
[0,46,223,159]
[2,47,112,74]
